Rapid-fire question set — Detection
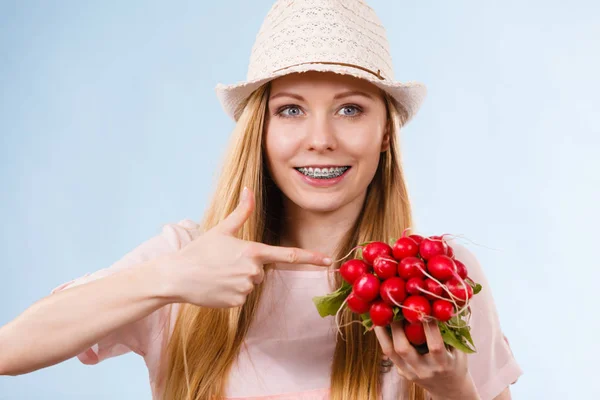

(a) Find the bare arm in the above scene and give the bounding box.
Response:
[0,255,172,376]
[0,190,332,377]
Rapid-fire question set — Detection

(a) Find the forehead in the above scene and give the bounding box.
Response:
[269,71,382,97]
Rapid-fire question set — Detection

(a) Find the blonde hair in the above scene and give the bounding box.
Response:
[159,81,427,400]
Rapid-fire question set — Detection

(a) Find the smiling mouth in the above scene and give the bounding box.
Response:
[294,166,351,179]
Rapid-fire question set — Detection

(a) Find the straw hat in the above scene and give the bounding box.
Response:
[215,0,427,124]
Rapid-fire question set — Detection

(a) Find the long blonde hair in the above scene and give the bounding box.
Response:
[159,81,427,400]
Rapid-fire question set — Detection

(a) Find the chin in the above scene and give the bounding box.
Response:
[293,193,349,214]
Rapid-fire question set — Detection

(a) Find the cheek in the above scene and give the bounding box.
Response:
[264,124,301,172]
[342,125,385,160]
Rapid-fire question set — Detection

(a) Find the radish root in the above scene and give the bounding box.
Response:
[334,297,350,340]
[333,245,365,263]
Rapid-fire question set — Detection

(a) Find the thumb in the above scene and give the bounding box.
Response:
[215,187,254,235]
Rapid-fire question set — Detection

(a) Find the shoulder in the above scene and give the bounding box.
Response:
[446,239,487,283]
[159,218,202,250]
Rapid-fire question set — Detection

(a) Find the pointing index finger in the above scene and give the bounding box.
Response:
[254,243,332,266]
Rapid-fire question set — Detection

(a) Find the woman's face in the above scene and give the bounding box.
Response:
[264,71,390,214]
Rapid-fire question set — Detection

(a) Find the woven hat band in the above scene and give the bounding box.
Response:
[273,61,385,81]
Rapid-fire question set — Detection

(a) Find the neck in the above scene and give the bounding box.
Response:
[277,193,366,270]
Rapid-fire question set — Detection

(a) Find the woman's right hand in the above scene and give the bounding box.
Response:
[159,187,332,308]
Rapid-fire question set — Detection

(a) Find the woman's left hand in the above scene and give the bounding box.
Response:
[374,320,481,400]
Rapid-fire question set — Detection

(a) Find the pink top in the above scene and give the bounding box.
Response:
[52,219,522,400]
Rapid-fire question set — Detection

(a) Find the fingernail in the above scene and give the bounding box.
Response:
[323,257,332,265]
[241,186,248,201]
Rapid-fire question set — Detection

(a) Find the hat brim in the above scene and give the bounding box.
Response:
[215,63,427,124]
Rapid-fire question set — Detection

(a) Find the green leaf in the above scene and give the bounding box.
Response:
[438,322,476,354]
[312,282,352,318]
[458,325,475,348]
[392,307,404,321]
[465,278,483,295]
[448,316,468,328]
[458,307,471,318]
[445,316,475,348]
[360,312,373,331]
[355,241,374,259]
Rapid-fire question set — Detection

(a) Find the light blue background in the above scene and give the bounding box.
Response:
[1,0,598,398]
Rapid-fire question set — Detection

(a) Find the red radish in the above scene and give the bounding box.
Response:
[353,273,381,302]
[346,291,371,314]
[362,242,393,265]
[402,295,432,323]
[404,322,426,345]
[447,245,455,259]
[454,259,468,280]
[419,237,448,260]
[398,257,425,280]
[409,234,424,246]
[432,299,454,322]
[423,278,444,301]
[339,259,370,285]
[392,237,419,260]
[445,277,473,304]
[370,301,394,326]
[373,256,398,280]
[427,255,457,281]
[405,277,425,295]
[380,277,407,306]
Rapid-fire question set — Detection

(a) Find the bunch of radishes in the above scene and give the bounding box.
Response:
[313,232,482,353]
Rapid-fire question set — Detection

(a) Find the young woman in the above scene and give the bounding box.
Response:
[0,1,522,399]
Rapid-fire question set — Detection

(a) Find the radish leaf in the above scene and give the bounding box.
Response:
[458,325,475,348]
[448,316,468,328]
[312,282,352,317]
[465,278,483,294]
[392,307,404,321]
[360,313,373,331]
[355,242,372,259]
[439,322,476,354]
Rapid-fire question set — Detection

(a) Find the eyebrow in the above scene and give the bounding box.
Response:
[269,90,375,102]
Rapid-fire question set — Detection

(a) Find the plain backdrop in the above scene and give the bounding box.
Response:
[1,0,599,399]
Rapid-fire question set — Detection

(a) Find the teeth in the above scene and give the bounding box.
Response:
[296,166,349,179]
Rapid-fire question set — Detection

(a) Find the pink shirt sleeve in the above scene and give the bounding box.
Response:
[451,242,523,400]
[50,219,200,367]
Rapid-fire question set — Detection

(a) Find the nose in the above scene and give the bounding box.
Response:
[306,114,337,152]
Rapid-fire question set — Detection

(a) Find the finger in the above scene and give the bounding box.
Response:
[215,187,254,235]
[254,243,332,266]
[251,264,265,285]
[374,326,416,379]
[390,320,419,365]
[423,320,449,361]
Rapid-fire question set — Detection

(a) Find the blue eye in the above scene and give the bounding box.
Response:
[277,106,304,117]
[338,105,362,117]
[275,104,363,118]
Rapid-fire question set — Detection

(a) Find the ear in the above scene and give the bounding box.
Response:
[380,124,391,152]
